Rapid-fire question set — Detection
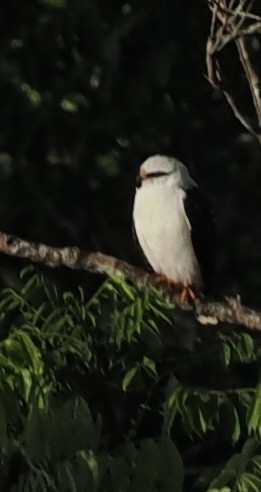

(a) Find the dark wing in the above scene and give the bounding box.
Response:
[183,186,216,295]
[132,221,154,273]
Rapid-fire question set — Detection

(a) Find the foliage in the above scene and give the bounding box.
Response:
[0,268,260,490]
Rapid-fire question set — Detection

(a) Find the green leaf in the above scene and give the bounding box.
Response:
[209,454,247,490]
[186,404,207,436]
[164,388,183,434]
[57,462,77,492]
[242,438,260,458]
[127,437,184,492]
[73,450,99,490]
[237,472,261,492]
[226,453,248,474]
[122,366,139,391]
[157,437,184,491]
[219,343,231,367]
[118,279,135,300]
[247,384,261,436]
[142,356,157,377]
[251,455,261,475]
[218,402,241,443]
[15,331,43,374]
[208,469,236,490]
[239,334,255,362]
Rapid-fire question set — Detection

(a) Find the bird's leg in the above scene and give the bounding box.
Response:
[153,275,199,303]
[179,282,197,303]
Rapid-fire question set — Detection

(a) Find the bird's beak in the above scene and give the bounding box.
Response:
[136,169,146,188]
[136,174,142,188]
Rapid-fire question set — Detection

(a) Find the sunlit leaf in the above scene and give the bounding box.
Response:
[122,366,139,391]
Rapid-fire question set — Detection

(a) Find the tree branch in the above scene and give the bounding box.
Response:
[195,296,261,331]
[206,0,261,144]
[0,231,261,331]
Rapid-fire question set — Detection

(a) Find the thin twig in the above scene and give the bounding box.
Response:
[206,0,261,144]
[222,85,260,136]
[236,36,261,126]
[209,0,260,21]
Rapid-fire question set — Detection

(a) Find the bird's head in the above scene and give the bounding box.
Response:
[136,155,196,189]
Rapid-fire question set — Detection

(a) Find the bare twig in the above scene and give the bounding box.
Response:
[236,36,261,125]
[206,0,261,144]
[0,231,261,331]
[239,22,261,35]
[222,82,259,136]
[209,0,260,21]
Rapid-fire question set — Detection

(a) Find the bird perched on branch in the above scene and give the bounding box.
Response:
[133,155,215,300]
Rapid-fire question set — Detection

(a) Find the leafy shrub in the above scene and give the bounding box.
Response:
[0,268,261,491]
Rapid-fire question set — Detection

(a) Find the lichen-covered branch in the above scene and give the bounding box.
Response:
[195,296,261,331]
[0,231,181,295]
[0,231,261,331]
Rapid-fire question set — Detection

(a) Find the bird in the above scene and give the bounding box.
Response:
[133,155,215,299]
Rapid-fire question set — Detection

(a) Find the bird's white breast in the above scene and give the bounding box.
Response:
[133,179,202,287]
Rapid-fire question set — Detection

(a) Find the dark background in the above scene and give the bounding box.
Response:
[0,0,261,305]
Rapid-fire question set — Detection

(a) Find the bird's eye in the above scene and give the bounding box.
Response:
[146,172,168,178]
[136,175,142,188]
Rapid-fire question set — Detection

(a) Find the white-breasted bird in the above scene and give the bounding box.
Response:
[133,155,215,298]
